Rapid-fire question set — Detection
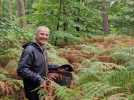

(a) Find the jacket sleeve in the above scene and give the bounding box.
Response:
[17,46,44,85]
[48,64,59,69]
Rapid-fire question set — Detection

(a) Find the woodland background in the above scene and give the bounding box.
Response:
[0,0,134,100]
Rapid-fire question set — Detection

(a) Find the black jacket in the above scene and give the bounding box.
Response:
[17,42,49,92]
[17,42,60,99]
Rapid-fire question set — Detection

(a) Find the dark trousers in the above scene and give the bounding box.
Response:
[23,79,40,100]
[24,89,39,100]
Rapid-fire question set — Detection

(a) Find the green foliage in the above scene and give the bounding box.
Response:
[30,0,59,30]
[80,82,120,100]
[50,31,81,46]
[128,94,134,100]
[55,86,80,100]
[0,17,32,67]
[79,69,103,85]
[2,0,134,34]
[0,68,9,75]
[81,61,124,72]
[106,93,128,100]
[0,71,23,98]
[47,49,69,65]
[0,74,7,79]
[77,63,134,99]
[80,44,103,55]
[81,59,92,68]
[0,68,23,98]
[110,47,134,68]
[109,0,134,34]
[0,17,32,42]
[79,61,125,85]
[104,69,134,91]
[30,0,103,33]
[38,88,47,100]
[28,0,134,34]
[0,47,20,67]
[47,43,69,64]
[0,0,134,99]
[0,17,24,34]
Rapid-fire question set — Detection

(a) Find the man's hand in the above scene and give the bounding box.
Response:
[48,73,59,80]
[40,80,51,90]
[48,73,63,81]
[40,80,47,88]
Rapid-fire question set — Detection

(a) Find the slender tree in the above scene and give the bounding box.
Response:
[62,0,68,31]
[75,0,82,32]
[16,0,26,27]
[8,0,13,18]
[25,0,34,15]
[57,0,62,30]
[0,0,2,16]
[102,0,109,33]
[57,0,68,31]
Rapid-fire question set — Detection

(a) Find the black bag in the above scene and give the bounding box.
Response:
[48,64,74,87]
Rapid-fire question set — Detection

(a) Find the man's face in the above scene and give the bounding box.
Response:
[35,28,49,46]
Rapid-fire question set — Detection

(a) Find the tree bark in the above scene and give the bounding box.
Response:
[16,0,27,28]
[102,0,109,33]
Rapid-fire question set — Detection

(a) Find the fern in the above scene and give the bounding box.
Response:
[79,69,103,85]
[111,47,134,66]
[0,17,24,34]
[37,80,80,100]
[55,85,80,100]
[47,47,69,64]
[128,93,134,100]
[50,31,81,46]
[80,82,120,100]
[80,61,124,73]
[106,93,128,100]
[103,69,134,93]
[0,79,23,95]
[78,65,134,99]
[81,59,92,68]
[0,71,23,98]
[79,61,125,85]
[38,88,47,100]
[80,44,103,55]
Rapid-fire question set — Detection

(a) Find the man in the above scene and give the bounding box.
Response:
[17,26,58,100]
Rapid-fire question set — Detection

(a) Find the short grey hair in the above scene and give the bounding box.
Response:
[35,26,50,34]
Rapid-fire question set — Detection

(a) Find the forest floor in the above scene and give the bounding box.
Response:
[0,34,134,100]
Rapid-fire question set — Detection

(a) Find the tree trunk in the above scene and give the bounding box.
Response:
[102,0,109,33]
[63,0,68,31]
[25,0,34,15]
[75,17,80,31]
[0,0,2,17]
[8,0,13,18]
[75,6,80,32]
[57,0,62,30]
[16,0,27,28]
